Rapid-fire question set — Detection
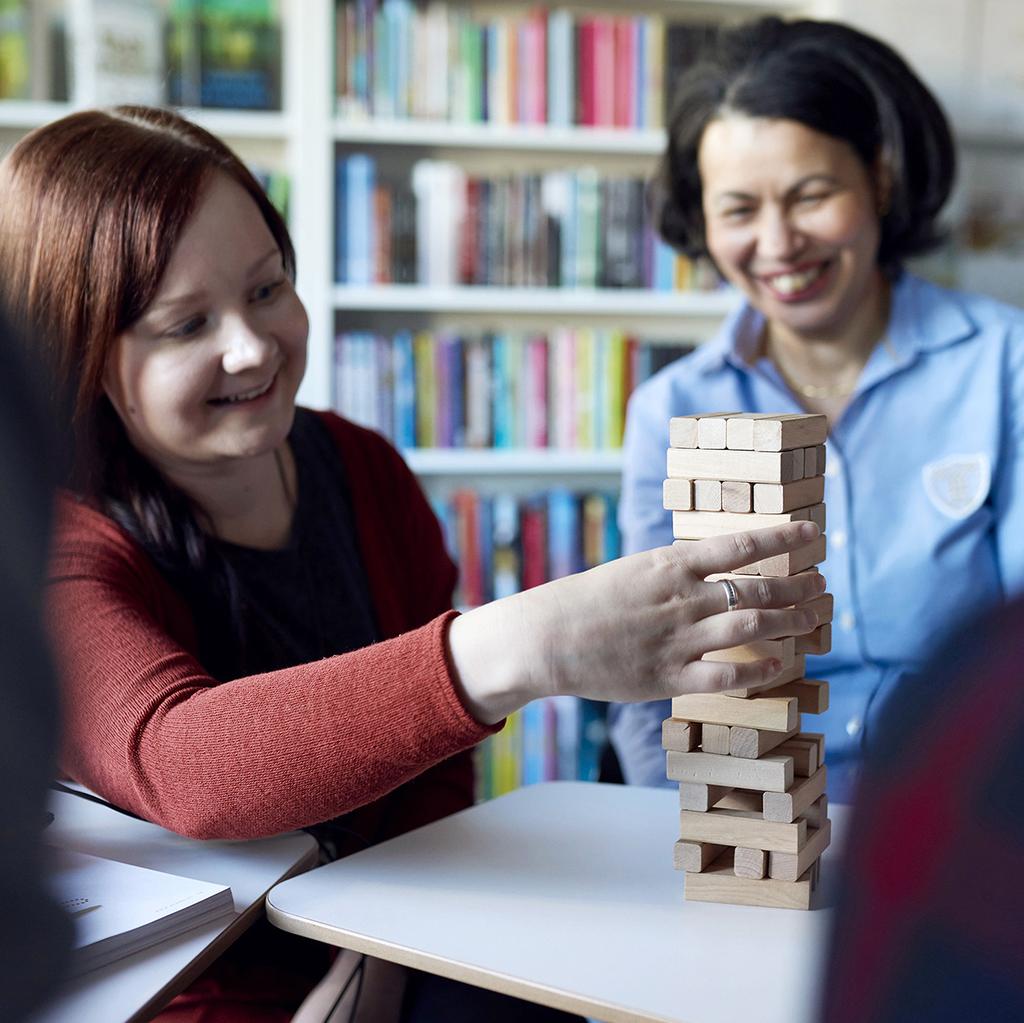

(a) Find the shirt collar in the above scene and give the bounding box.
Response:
[697,272,978,380]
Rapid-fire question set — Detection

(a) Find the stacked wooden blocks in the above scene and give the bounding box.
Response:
[663,412,833,910]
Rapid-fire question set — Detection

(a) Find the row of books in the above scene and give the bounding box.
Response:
[0,0,281,110]
[335,0,716,130]
[335,155,722,290]
[432,487,621,606]
[436,483,619,795]
[476,697,609,799]
[334,329,693,450]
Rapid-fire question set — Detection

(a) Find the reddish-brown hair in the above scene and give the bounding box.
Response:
[0,105,295,494]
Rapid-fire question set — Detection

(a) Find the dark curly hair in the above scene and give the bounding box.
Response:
[653,17,956,274]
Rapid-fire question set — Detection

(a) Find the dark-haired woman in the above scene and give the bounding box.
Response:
[613,16,1024,801]
[0,105,822,1022]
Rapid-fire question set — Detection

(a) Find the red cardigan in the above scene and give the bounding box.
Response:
[48,412,494,845]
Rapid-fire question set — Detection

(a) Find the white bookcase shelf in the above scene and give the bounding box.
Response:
[333,119,667,155]
[332,284,739,317]
[404,448,624,476]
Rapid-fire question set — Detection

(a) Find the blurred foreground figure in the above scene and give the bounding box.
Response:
[823,597,1024,1021]
[0,306,70,1020]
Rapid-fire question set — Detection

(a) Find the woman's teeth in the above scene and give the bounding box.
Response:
[766,265,825,295]
[215,378,273,404]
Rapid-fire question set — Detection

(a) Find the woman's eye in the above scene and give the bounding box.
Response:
[168,316,206,339]
[722,207,754,220]
[253,280,285,302]
[796,193,830,205]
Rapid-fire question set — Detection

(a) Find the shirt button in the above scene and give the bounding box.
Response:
[832,530,847,549]
[839,611,856,631]
[846,717,863,737]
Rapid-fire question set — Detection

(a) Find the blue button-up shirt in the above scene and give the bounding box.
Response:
[612,273,1024,799]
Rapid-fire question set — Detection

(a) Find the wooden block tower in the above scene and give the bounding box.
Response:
[663,412,832,910]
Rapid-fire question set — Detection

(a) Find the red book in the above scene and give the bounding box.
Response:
[525,335,549,448]
[576,19,595,126]
[593,16,615,127]
[520,500,548,590]
[613,18,635,128]
[460,178,480,284]
[455,490,485,608]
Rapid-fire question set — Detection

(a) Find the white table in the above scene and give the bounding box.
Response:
[31,788,318,1023]
[268,781,844,1023]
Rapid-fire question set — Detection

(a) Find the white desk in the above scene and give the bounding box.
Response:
[31,789,317,1023]
[268,781,844,1023]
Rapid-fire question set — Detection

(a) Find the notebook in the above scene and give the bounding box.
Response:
[48,846,234,974]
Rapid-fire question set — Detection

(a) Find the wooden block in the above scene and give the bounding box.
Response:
[724,414,780,451]
[662,478,694,511]
[661,718,701,752]
[725,655,807,698]
[712,789,762,813]
[773,739,818,778]
[680,808,808,853]
[791,446,805,480]
[752,414,828,452]
[671,691,799,732]
[667,751,794,793]
[741,534,827,577]
[753,476,825,514]
[693,479,722,511]
[666,447,803,484]
[798,592,834,625]
[795,622,832,655]
[684,851,814,910]
[729,723,799,759]
[799,732,826,763]
[672,507,816,539]
[769,818,832,881]
[814,444,826,475]
[811,858,822,891]
[701,723,731,755]
[669,417,699,448]
[702,636,795,669]
[763,766,827,823]
[722,481,752,512]
[734,846,767,879]
[696,412,741,449]
[802,445,820,477]
[770,679,829,715]
[802,794,829,828]
[679,782,733,812]
[673,839,727,873]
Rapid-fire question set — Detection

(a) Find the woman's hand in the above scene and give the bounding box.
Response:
[448,521,824,724]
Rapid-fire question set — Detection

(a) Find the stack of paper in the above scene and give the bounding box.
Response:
[48,847,234,974]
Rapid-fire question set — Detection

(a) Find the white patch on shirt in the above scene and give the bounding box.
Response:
[922,453,991,520]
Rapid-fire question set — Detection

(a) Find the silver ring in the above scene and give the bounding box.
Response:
[720,579,740,612]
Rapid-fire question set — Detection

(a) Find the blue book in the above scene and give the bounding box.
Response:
[635,20,646,128]
[653,234,676,292]
[603,492,622,561]
[334,158,346,282]
[342,154,376,285]
[520,700,546,786]
[547,489,580,580]
[392,330,416,449]
[491,334,511,448]
[577,700,608,782]
[450,335,466,448]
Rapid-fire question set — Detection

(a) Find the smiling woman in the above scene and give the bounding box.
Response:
[611,16,1024,800]
[0,106,824,1023]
